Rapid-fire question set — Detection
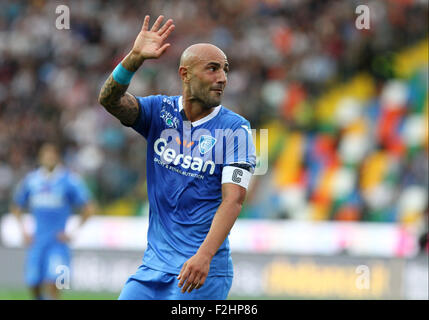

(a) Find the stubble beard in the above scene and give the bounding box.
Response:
[190,86,221,110]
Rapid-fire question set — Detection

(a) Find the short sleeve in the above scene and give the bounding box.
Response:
[66,173,91,208]
[224,120,256,173]
[126,95,159,139]
[13,176,30,209]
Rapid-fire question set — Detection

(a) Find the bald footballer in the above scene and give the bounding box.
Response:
[98,15,256,300]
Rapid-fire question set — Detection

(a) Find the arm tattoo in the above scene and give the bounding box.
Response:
[98,74,139,126]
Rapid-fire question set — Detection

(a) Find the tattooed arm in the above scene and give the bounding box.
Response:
[98,15,175,126]
[98,52,141,126]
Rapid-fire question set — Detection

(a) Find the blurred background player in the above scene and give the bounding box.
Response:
[99,15,256,299]
[10,142,96,300]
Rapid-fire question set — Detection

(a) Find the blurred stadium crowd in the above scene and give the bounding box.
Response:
[0,0,427,227]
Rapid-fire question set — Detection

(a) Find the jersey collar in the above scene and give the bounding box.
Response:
[39,164,65,180]
[178,96,221,127]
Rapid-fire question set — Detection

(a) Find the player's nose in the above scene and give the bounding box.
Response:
[217,70,227,86]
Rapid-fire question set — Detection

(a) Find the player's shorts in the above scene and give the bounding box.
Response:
[118,265,233,300]
[25,241,71,287]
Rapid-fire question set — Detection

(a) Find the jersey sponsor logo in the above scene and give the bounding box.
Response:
[30,192,64,208]
[154,137,216,175]
[199,135,217,155]
[232,168,243,183]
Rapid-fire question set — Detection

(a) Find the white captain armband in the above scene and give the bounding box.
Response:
[221,164,253,189]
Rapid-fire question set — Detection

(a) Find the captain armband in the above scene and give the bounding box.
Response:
[221,163,253,190]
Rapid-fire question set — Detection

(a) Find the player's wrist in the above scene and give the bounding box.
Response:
[125,51,145,71]
[112,61,136,85]
[196,247,215,260]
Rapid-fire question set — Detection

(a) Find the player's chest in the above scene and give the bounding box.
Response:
[28,180,67,207]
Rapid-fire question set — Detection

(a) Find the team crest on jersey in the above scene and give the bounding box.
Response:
[199,135,217,155]
[160,107,179,128]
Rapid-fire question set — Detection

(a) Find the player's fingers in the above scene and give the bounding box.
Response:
[157,19,173,35]
[178,272,188,287]
[187,281,199,293]
[195,275,206,290]
[181,277,193,293]
[142,15,150,31]
[161,25,175,41]
[177,262,186,281]
[178,266,189,288]
[155,43,171,57]
[182,272,198,293]
[188,274,204,293]
[150,15,164,32]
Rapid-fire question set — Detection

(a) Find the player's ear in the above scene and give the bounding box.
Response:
[179,66,190,83]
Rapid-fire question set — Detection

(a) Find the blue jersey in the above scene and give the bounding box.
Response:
[13,166,90,244]
[128,95,256,277]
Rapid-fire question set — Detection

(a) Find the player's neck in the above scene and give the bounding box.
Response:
[181,96,216,123]
[40,164,62,178]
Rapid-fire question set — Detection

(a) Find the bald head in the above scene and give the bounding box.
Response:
[178,43,229,110]
[180,43,227,68]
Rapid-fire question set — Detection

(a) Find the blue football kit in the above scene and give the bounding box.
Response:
[13,166,90,286]
[118,95,256,300]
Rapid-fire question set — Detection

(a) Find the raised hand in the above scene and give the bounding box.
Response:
[99,15,175,126]
[132,15,175,60]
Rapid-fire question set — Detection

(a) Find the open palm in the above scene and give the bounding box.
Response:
[132,15,175,59]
